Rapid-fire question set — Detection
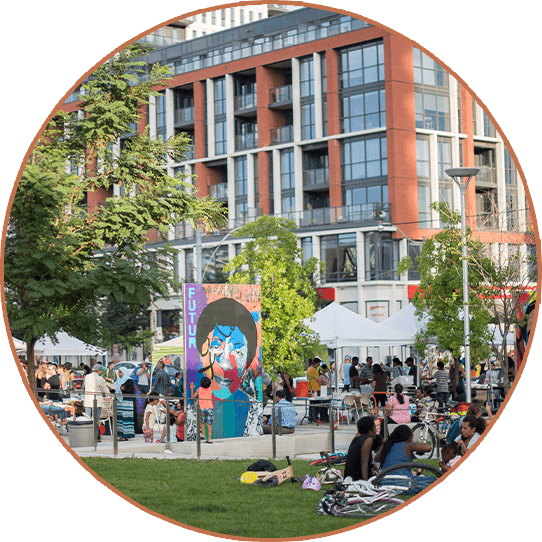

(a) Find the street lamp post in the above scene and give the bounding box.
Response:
[445,167,480,403]
[199,225,244,283]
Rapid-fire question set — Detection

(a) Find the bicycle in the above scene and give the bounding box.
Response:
[411,403,459,459]
[309,451,347,466]
[317,462,441,517]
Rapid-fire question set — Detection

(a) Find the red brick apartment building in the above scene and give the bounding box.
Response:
[62,7,534,344]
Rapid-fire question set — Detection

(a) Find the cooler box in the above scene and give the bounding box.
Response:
[296,379,309,398]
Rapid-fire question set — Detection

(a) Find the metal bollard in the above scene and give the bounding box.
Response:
[93,394,98,449]
[165,398,171,451]
[112,395,118,457]
[196,398,201,459]
[329,403,335,453]
[271,400,276,459]
[278,409,283,436]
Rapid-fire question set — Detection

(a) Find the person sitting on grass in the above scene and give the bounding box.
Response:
[456,415,486,455]
[378,425,435,493]
[190,377,214,443]
[344,416,378,481]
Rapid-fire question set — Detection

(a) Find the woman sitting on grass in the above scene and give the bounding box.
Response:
[378,425,434,493]
[456,415,486,455]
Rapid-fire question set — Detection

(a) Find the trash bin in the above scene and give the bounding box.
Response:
[67,420,95,447]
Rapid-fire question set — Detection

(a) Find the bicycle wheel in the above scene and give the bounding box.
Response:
[411,423,436,459]
[333,498,403,517]
[372,462,441,495]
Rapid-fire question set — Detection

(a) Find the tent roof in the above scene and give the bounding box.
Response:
[12,336,44,354]
[35,331,107,357]
[306,302,415,348]
[381,302,430,336]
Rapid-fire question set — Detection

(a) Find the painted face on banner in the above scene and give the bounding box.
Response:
[204,324,249,399]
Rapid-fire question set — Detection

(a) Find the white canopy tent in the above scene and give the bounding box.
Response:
[380,302,430,337]
[306,302,415,348]
[35,331,107,364]
[12,336,45,356]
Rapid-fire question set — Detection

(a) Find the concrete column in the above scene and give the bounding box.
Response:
[227,155,235,227]
[148,95,157,138]
[429,132,439,227]
[496,140,507,230]
[292,57,301,143]
[449,76,459,135]
[294,145,303,214]
[247,152,255,211]
[273,148,281,214]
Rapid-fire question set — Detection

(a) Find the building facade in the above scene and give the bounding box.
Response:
[64,7,533,345]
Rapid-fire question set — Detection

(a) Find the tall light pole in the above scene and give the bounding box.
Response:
[200,225,244,283]
[445,167,480,402]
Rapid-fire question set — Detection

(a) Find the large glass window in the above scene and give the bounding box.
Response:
[155,92,167,140]
[341,89,386,133]
[438,137,453,214]
[339,41,385,89]
[414,48,450,132]
[364,232,400,281]
[234,156,247,197]
[299,57,314,98]
[280,148,295,190]
[301,102,316,140]
[339,41,385,135]
[342,135,387,181]
[321,233,357,283]
[214,78,226,116]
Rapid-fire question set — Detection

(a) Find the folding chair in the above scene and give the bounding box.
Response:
[343,395,361,424]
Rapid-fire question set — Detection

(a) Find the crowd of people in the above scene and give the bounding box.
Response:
[343,408,489,487]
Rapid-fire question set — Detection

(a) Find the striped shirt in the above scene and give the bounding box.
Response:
[434,370,449,393]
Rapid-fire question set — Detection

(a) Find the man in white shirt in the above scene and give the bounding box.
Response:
[83,364,108,421]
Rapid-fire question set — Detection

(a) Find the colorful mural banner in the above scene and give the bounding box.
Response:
[183,284,263,440]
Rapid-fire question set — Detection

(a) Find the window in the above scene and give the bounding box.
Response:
[230,8,235,25]
[321,233,357,282]
[221,9,226,27]
[201,13,206,24]
[413,48,448,87]
[483,111,496,137]
[280,148,295,190]
[416,136,430,178]
[415,90,450,131]
[414,48,450,132]
[234,156,248,197]
[342,135,387,181]
[341,88,385,133]
[155,92,167,140]
[301,237,313,264]
[365,232,399,281]
[212,12,216,25]
[301,102,316,140]
[407,241,422,281]
[339,41,385,89]
[438,137,453,217]
[240,9,244,24]
[299,57,314,98]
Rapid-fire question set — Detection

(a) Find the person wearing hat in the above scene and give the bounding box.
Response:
[83,363,109,440]
[341,355,352,392]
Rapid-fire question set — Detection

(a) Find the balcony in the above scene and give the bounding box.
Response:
[276,203,391,228]
[234,93,257,115]
[270,125,293,145]
[209,182,228,201]
[475,166,497,185]
[174,107,194,127]
[235,133,258,151]
[303,167,329,189]
[269,85,293,109]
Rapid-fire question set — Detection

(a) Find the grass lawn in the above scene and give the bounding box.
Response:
[82,457,440,539]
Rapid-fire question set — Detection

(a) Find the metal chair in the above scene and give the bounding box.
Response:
[343,395,361,424]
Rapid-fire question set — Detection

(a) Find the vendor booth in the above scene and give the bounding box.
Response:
[306,302,416,349]
[35,331,107,366]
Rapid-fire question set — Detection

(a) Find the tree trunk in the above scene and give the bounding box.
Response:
[26,338,38,398]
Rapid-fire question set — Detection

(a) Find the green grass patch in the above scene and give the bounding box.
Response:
[82,457,436,538]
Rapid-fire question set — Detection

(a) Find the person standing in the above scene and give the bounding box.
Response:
[306,357,322,423]
[115,369,135,441]
[101,361,117,391]
[405,357,417,386]
[148,360,171,397]
[83,364,108,442]
[349,356,362,390]
[434,361,450,409]
[137,362,151,395]
[190,378,214,444]
[359,356,374,385]
[43,364,61,401]
[341,355,352,392]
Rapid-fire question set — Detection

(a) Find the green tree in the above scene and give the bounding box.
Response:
[398,203,492,390]
[4,44,225,394]
[224,216,324,378]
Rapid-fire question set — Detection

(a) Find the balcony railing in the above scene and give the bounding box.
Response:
[235,133,258,151]
[172,203,390,241]
[269,84,293,105]
[209,182,228,200]
[174,107,194,125]
[303,167,329,187]
[475,166,497,185]
[234,93,257,111]
[270,125,293,145]
[277,203,391,227]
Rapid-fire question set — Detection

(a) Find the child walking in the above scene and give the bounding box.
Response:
[190,377,214,444]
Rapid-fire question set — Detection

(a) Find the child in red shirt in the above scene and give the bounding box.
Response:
[190,377,214,443]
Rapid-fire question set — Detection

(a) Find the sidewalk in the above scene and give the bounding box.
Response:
[60,401,358,461]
